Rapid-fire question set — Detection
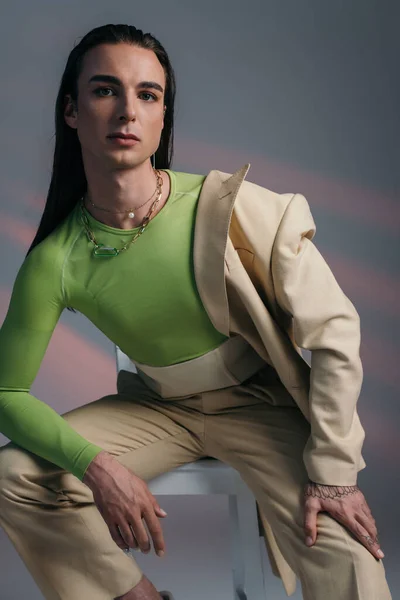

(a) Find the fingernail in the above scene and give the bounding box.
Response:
[157,550,165,557]
[306,536,313,546]
[377,550,385,558]
[160,509,168,515]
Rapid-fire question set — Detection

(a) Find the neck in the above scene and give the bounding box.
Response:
[83,161,170,230]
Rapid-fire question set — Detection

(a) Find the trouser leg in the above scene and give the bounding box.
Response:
[200,372,392,600]
[0,372,205,600]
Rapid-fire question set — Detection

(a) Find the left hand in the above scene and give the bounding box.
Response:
[303,480,385,560]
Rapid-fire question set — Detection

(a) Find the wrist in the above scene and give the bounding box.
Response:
[82,450,112,486]
[305,480,360,500]
[308,479,358,488]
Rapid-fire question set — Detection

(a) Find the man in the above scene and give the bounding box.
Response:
[0,25,392,600]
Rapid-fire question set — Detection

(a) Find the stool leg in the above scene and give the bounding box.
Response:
[229,494,247,600]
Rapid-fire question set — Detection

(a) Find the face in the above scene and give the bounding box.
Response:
[64,43,166,170]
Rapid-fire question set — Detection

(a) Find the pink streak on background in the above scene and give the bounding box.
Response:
[178,138,400,233]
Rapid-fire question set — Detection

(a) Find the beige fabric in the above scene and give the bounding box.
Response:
[190,162,369,591]
[0,369,391,600]
[134,335,267,398]
[193,162,366,486]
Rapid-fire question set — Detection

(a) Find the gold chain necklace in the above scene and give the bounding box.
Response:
[79,168,163,257]
[86,179,158,219]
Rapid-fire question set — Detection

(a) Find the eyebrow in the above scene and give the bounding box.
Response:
[88,75,164,93]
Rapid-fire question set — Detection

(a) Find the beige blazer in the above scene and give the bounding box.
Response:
[192,163,366,595]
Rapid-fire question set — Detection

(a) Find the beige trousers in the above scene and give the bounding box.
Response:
[0,364,392,600]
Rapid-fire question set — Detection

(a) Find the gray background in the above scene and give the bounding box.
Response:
[0,1,398,599]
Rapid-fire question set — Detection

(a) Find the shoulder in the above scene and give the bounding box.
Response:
[166,169,207,195]
[205,163,295,215]
[234,180,316,243]
[221,164,315,228]
[237,178,294,213]
[14,208,79,293]
[230,169,296,231]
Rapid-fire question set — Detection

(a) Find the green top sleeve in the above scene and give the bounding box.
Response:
[0,242,103,481]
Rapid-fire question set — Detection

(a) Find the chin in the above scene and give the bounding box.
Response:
[107,154,140,167]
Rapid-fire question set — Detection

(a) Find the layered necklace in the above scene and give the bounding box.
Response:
[79,168,163,257]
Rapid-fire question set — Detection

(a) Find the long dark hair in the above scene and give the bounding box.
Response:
[26,24,176,312]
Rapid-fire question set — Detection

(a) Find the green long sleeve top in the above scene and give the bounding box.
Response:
[0,169,228,481]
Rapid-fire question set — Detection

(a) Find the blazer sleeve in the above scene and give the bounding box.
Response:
[271,192,366,486]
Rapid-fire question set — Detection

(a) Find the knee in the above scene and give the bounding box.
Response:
[0,443,42,495]
[0,443,93,511]
[0,442,28,477]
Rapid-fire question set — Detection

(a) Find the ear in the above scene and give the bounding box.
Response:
[64,94,78,130]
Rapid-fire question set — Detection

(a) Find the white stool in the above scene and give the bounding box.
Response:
[115,345,268,600]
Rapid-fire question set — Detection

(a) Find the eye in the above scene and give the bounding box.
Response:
[93,88,157,101]
[94,87,114,97]
[139,92,157,101]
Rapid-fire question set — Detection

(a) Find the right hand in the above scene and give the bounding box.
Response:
[82,450,167,556]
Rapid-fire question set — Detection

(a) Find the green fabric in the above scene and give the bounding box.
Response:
[0,169,228,481]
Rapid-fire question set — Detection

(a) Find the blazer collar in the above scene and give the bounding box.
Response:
[193,162,251,336]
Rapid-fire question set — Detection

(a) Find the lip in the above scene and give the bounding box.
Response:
[108,137,140,146]
[108,133,140,140]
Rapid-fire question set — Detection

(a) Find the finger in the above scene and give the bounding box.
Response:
[304,503,319,546]
[109,523,130,551]
[355,511,378,541]
[129,524,139,550]
[348,518,384,560]
[149,491,168,516]
[129,512,151,553]
[153,502,168,517]
[115,522,138,550]
[361,501,376,526]
[355,513,382,554]
[143,508,166,556]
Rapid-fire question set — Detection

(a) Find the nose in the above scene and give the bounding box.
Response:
[118,91,137,121]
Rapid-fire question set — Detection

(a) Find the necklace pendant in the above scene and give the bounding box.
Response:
[93,244,119,257]
[128,211,135,219]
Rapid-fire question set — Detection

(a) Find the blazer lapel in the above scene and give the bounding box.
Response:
[193,163,251,336]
